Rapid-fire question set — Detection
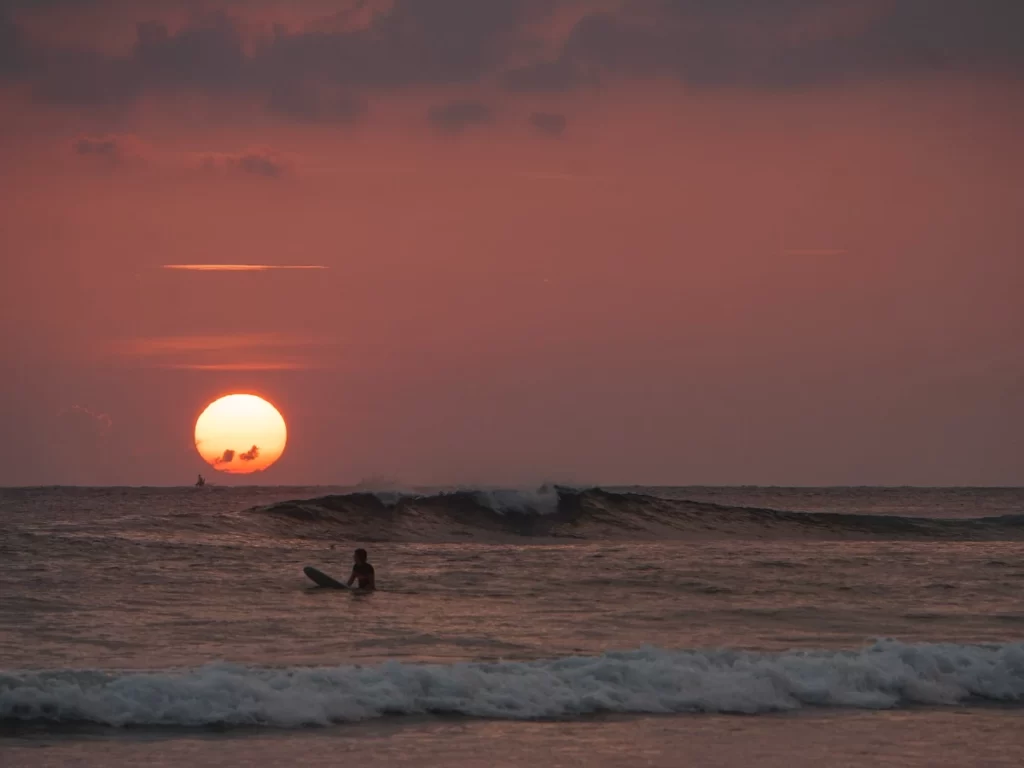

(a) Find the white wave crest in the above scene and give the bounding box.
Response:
[345,485,563,515]
[471,486,561,516]
[3,641,1023,728]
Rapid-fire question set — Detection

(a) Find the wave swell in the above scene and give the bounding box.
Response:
[2,641,1023,728]
[251,487,1024,541]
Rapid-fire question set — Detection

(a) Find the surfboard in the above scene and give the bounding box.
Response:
[304,566,348,589]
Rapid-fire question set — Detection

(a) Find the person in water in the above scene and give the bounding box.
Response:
[346,548,375,590]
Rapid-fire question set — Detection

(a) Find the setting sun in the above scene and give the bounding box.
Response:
[194,394,287,474]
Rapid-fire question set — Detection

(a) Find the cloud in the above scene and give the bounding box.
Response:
[234,152,285,177]
[58,405,113,439]
[501,59,595,92]
[68,135,295,179]
[211,446,259,465]
[214,449,235,465]
[529,111,567,137]
[6,0,1024,115]
[428,100,493,135]
[10,1,553,109]
[162,264,328,271]
[70,133,151,170]
[198,147,288,178]
[33,48,139,106]
[156,362,315,371]
[133,13,246,88]
[105,333,330,372]
[267,85,366,123]
[256,0,554,87]
[530,1,1024,89]
[73,135,120,159]
[108,332,323,357]
[512,171,583,181]
[783,249,850,257]
[0,7,23,75]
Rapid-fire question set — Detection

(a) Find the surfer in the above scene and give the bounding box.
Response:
[346,548,375,591]
[196,474,205,487]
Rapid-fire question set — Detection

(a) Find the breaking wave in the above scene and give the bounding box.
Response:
[250,487,1024,542]
[2,641,1022,728]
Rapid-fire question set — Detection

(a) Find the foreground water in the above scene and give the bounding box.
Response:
[1,486,1023,766]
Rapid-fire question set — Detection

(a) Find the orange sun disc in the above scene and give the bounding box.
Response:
[194,394,287,474]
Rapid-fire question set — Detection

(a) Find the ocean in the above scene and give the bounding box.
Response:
[2,485,1023,767]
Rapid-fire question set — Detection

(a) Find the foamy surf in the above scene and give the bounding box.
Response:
[3,641,1023,728]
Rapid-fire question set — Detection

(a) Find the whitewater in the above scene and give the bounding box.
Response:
[2,485,1023,767]
[5,641,1024,727]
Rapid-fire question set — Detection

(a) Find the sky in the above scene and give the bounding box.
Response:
[0,0,1021,487]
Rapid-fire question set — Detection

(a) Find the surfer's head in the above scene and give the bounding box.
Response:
[354,548,368,563]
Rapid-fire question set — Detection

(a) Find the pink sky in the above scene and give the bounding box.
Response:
[1,1,1021,486]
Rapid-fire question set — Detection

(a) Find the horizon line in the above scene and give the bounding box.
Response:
[1,483,1021,490]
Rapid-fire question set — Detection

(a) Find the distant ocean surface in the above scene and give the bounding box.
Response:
[2,485,1023,767]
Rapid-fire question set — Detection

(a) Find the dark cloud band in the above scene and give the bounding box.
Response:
[4,1,1023,116]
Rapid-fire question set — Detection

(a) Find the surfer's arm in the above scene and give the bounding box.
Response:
[345,568,356,587]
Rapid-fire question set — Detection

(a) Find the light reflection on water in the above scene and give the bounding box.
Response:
[3,487,1024,767]
[3,531,1024,669]
[3,486,1023,670]
[3,709,1024,768]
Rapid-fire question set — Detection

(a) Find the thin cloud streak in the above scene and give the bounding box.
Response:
[783,249,850,257]
[512,171,586,181]
[162,264,328,271]
[108,333,326,357]
[157,362,319,371]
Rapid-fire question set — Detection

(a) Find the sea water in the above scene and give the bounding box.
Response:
[1,486,1023,766]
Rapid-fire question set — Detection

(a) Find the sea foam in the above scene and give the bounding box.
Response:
[3,640,1023,728]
